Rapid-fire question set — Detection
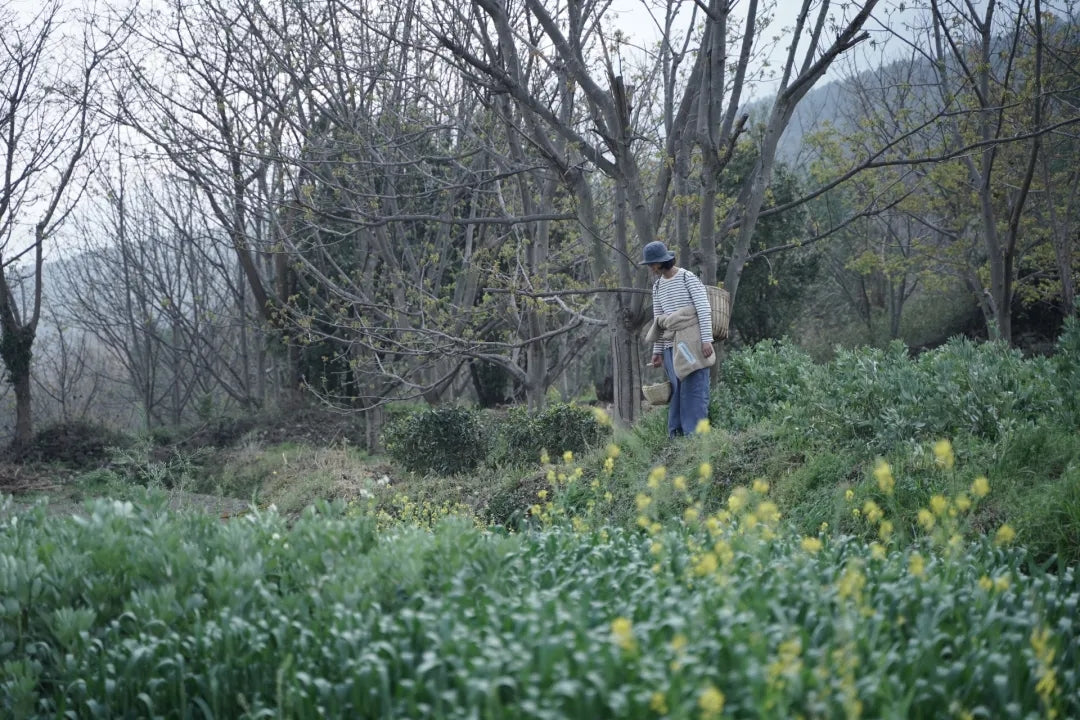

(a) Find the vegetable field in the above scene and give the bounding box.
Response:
[2,491,1077,719]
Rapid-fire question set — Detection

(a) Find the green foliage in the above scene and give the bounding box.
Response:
[1052,312,1080,428]
[382,405,488,475]
[719,155,814,344]
[716,337,1062,452]
[490,402,609,468]
[717,340,817,423]
[19,420,131,466]
[2,498,1077,718]
[103,440,210,491]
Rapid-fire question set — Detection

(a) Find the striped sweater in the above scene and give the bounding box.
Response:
[651,268,712,355]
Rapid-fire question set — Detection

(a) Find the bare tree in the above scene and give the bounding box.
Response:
[0,1,120,447]
[428,0,878,424]
[57,147,264,430]
[32,305,103,424]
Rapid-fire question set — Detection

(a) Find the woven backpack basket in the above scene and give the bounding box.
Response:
[706,285,731,341]
[642,381,672,405]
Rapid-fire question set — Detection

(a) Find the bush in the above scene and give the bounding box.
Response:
[382,405,487,475]
[491,402,609,468]
[19,420,130,466]
[1053,312,1080,429]
[714,337,1063,453]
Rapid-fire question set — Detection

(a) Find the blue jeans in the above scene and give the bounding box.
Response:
[662,347,710,437]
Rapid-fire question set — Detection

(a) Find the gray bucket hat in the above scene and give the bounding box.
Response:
[639,241,676,265]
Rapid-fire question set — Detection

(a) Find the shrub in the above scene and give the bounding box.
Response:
[491,402,608,468]
[20,420,130,466]
[382,405,487,475]
[1053,312,1080,429]
[715,337,1063,453]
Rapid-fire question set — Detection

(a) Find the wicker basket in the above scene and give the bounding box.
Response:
[706,285,731,341]
[642,381,672,405]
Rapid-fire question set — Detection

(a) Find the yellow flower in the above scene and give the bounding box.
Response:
[671,633,688,652]
[756,501,781,524]
[836,564,866,601]
[606,443,621,459]
[546,469,556,483]
[592,406,612,426]
[1031,626,1053,662]
[870,542,886,560]
[971,476,990,498]
[684,507,700,524]
[933,439,955,470]
[636,515,650,529]
[993,574,1010,592]
[728,487,750,512]
[611,617,636,652]
[909,552,926,578]
[994,524,1016,546]
[753,478,770,494]
[862,500,884,524]
[636,493,652,511]
[879,520,894,541]
[648,466,667,487]
[673,475,688,491]
[918,508,935,531]
[1036,668,1057,699]
[647,476,660,490]
[978,575,993,591]
[537,490,547,500]
[540,449,550,465]
[713,539,734,564]
[698,462,712,479]
[695,418,712,434]
[698,685,725,717]
[693,552,718,576]
[820,522,829,533]
[955,493,972,512]
[801,536,823,554]
[873,458,895,494]
[649,522,662,535]
[649,691,668,714]
[604,491,614,502]
[563,450,574,464]
[844,489,855,502]
[930,495,948,516]
[650,541,663,556]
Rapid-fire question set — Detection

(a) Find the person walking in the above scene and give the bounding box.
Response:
[640,241,714,437]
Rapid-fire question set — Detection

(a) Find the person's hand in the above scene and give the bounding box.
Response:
[651,353,663,368]
[702,342,714,359]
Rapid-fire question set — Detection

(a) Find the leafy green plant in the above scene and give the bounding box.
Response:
[1,495,1077,718]
[382,405,488,475]
[108,439,209,491]
[491,402,609,468]
[1053,311,1080,429]
[715,336,1063,453]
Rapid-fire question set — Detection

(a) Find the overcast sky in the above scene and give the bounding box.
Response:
[606,0,920,101]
